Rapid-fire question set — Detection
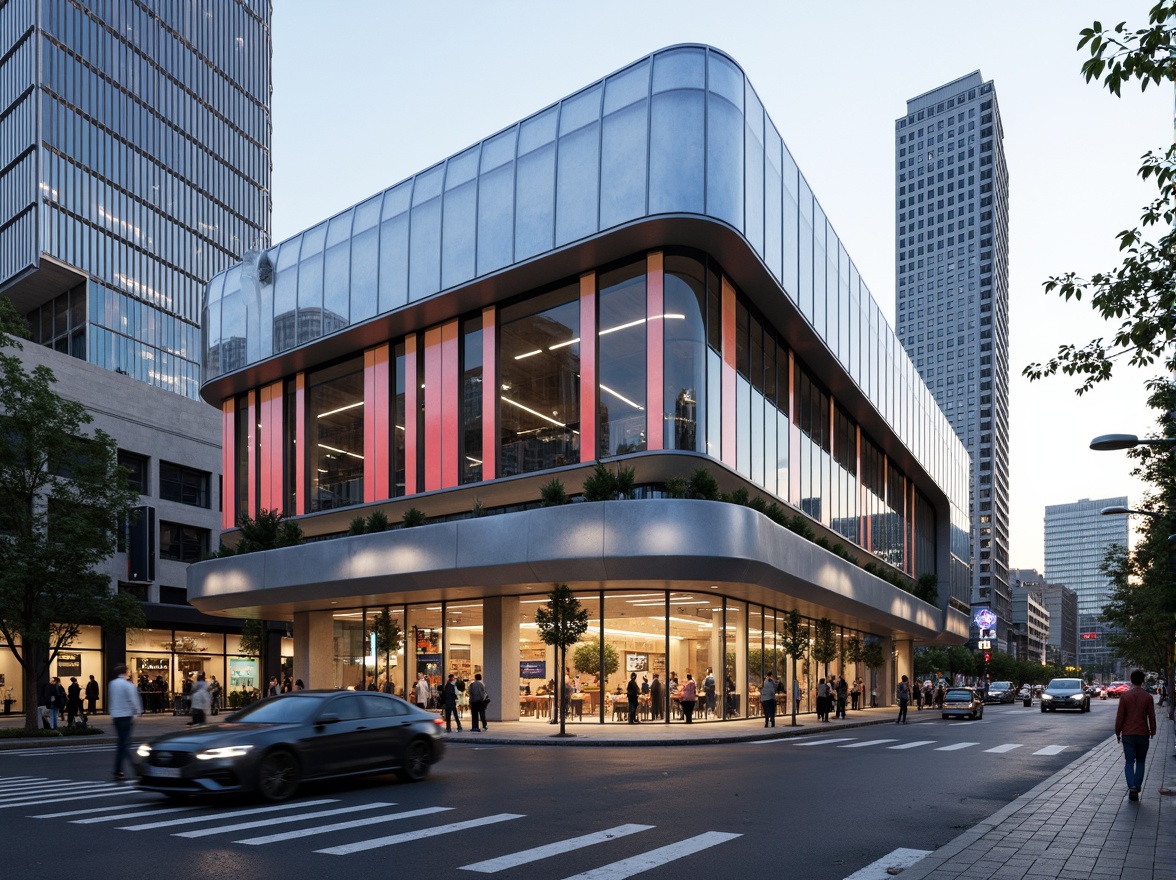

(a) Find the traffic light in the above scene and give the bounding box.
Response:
[983,652,991,663]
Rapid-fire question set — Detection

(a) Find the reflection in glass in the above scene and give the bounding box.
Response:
[598,262,646,458]
[663,252,706,451]
[307,357,364,512]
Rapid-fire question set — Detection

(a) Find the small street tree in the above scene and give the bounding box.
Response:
[779,610,809,726]
[811,617,837,679]
[374,607,403,692]
[0,298,144,730]
[862,641,886,706]
[534,583,589,736]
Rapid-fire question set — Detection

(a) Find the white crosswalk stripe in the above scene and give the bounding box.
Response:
[984,743,1023,753]
[558,831,743,880]
[0,745,116,756]
[460,824,654,873]
[888,740,937,749]
[118,798,339,831]
[238,806,453,846]
[176,801,396,838]
[72,805,200,824]
[792,737,858,747]
[35,803,159,819]
[315,813,524,855]
[934,742,979,751]
[1033,745,1067,755]
[838,739,900,748]
[0,787,139,809]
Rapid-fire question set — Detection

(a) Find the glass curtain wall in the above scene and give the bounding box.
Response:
[663,252,707,452]
[497,283,581,476]
[460,316,483,484]
[598,261,647,457]
[407,605,444,707]
[307,356,364,511]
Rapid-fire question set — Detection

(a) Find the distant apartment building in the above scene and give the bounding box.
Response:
[894,72,1010,648]
[1009,584,1048,665]
[1042,499,1128,674]
[1011,568,1079,668]
[0,1,272,708]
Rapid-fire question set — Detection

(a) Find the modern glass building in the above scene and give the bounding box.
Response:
[0,0,271,399]
[893,73,1011,649]
[1043,497,1129,675]
[0,1,271,711]
[191,45,971,721]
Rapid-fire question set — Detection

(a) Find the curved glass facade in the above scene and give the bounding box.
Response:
[202,46,970,605]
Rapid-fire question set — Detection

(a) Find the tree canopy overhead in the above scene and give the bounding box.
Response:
[1024,3,1176,393]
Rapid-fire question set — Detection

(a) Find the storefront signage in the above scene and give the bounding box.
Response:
[416,653,442,677]
[626,653,649,672]
[56,652,82,677]
[972,608,997,631]
[520,660,546,679]
[228,657,258,690]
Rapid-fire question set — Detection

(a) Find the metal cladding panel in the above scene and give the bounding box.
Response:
[524,502,609,583]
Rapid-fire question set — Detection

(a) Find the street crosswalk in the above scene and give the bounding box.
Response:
[3,773,743,875]
[749,735,1076,755]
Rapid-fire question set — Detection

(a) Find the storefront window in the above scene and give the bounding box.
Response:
[407,605,443,707]
[601,592,664,723]
[332,610,367,691]
[498,283,580,476]
[307,356,364,511]
[598,261,646,457]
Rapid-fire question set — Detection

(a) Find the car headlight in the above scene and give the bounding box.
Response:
[136,743,152,758]
[196,745,255,761]
[1041,693,1052,701]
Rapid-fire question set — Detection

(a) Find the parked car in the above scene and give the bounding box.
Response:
[134,690,446,801]
[1106,681,1130,698]
[1040,678,1090,713]
[984,681,1016,704]
[941,687,985,720]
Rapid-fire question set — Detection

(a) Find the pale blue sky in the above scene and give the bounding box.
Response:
[271,1,1170,571]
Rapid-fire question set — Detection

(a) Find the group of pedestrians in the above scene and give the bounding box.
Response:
[437,672,489,732]
[814,675,850,721]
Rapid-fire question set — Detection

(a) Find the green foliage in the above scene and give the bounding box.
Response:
[238,619,265,657]
[724,487,750,506]
[373,607,402,683]
[581,463,635,501]
[664,475,687,498]
[572,638,619,678]
[227,688,259,710]
[861,641,885,672]
[402,507,428,528]
[470,497,485,518]
[686,467,721,500]
[779,610,808,664]
[228,509,304,554]
[811,617,837,668]
[914,573,939,604]
[348,516,368,536]
[366,510,390,532]
[841,635,864,666]
[1026,4,1176,392]
[0,335,143,729]
[784,515,816,541]
[540,478,570,506]
[534,583,590,736]
[0,296,29,345]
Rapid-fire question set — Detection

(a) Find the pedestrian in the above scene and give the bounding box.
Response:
[626,672,640,724]
[835,675,848,719]
[188,672,211,725]
[41,677,66,729]
[414,673,430,710]
[456,674,468,721]
[108,664,142,781]
[442,673,461,732]
[267,675,279,696]
[871,684,877,708]
[679,673,698,723]
[760,672,778,728]
[468,673,488,732]
[850,678,860,711]
[294,679,304,691]
[65,677,83,727]
[85,674,99,715]
[281,676,293,693]
[703,667,716,718]
[896,675,910,724]
[816,677,830,721]
[650,673,663,720]
[1115,668,1157,801]
[724,673,737,717]
[793,676,802,716]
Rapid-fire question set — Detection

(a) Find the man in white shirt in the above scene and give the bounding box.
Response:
[108,664,142,781]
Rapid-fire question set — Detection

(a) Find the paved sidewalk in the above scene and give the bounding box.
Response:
[897,707,1174,880]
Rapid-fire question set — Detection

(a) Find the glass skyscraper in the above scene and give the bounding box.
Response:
[1044,497,1129,674]
[0,0,271,398]
[894,72,1010,645]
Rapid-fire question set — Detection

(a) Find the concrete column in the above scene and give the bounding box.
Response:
[894,638,913,706]
[293,610,334,690]
[482,596,519,722]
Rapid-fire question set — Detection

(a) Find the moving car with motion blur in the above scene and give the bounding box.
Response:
[1106,681,1130,698]
[1040,678,1091,713]
[134,690,446,801]
[941,687,985,720]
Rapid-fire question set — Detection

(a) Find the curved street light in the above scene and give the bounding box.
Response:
[1089,433,1176,451]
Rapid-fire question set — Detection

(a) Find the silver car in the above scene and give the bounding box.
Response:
[941,687,984,720]
[1040,678,1090,713]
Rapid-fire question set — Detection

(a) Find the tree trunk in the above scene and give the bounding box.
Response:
[23,638,48,731]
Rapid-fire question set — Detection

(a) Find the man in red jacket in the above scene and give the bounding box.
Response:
[1114,668,1157,801]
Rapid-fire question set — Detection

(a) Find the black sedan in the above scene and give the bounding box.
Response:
[1039,678,1090,713]
[134,690,446,801]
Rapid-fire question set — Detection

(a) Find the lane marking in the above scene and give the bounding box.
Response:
[934,742,979,751]
[984,743,1023,753]
[840,847,933,880]
[73,805,200,824]
[36,803,160,819]
[0,789,139,809]
[837,739,899,749]
[558,830,743,880]
[887,741,936,750]
[460,824,654,873]
[0,781,109,798]
[119,798,338,830]
[176,802,395,838]
[315,813,524,855]
[239,806,453,846]
[791,737,858,747]
[1033,745,1067,756]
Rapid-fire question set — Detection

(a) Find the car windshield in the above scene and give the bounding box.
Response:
[990,682,1011,690]
[227,696,323,724]
[1047,680,1082,691]
[945,690,974,701]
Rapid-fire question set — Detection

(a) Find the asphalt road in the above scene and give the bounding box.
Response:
[0,699,1116,880]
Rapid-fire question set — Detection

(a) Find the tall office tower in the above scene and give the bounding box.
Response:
[0,2,271,707]
[0,0,271,399]
[894,72,1010,646]
[1043,498,1129,675]
[1010,568,1079,668]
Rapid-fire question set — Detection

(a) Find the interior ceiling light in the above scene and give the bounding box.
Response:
[502,397,567,427]
[599,384,644,411]
[316,401,363,419]
[317,443,363,460]
[513,349,543,360]
[548,337,579,351]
